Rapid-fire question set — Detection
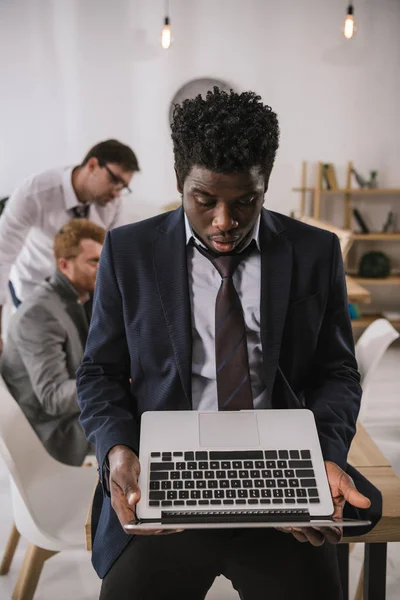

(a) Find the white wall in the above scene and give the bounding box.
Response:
[0,0,399,223]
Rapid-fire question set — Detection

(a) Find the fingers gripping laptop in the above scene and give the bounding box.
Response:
[124,409,370,531]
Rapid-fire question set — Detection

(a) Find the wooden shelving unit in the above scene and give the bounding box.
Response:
[293,161,400,332]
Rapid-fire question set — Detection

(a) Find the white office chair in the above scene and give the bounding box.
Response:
[356,318,399,422]
[0,376,97,600]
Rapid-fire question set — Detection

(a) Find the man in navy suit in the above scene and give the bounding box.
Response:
[77,88,372,599]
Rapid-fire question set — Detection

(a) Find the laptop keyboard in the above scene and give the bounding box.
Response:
[147,450,320,508]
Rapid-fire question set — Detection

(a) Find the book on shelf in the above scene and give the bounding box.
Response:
[348,303,362,320]
[322,164,338,190]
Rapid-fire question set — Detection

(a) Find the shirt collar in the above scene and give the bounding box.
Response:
[62,166,81,211]
[184,212,261,251]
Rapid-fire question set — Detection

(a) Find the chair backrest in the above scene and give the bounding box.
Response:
[356,319,399,387]
[299,217,354,260]
[0,376,56,508]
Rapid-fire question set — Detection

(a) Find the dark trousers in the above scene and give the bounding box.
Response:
[99,528,343,600]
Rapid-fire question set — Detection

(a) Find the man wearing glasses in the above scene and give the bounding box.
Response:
[0,139,139,353]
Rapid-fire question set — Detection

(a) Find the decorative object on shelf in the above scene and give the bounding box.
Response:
[169,78,232,123]
[349,302,362,320]
[343,3,357,39]
[161,0,172,49]
[322,164,338,190]
[353,208,370,233]
[352,167,368,188]
[382,310,400,321]
[368,170,378,188]
[0,196,9,217]
[382,211,396,233]
[359,252,391,279]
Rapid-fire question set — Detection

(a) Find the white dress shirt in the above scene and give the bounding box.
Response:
[185,214,270,411]
[0,166,125,304]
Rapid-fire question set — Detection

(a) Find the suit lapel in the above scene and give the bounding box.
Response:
[48,271,89,348]
[152,208,192,407]
[260,210,293,406]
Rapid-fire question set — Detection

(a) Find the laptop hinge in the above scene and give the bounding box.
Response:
[161,509,310,524]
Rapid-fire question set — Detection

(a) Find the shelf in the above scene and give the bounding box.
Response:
[292,187,400,195]
[351,314,400,329]
[354,276,400,285]
[352,233,400,241]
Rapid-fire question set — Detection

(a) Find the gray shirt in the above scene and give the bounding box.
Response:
[184,214,269,411]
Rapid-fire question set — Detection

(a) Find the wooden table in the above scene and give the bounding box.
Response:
[338,424,400,599]
[346,275,372,304]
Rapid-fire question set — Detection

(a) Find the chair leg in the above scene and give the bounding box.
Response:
[0,523,21,575]
[12,543,58,600]
[354,565,364,600]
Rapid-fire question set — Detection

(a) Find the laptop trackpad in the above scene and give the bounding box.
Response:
[199,412,260,448]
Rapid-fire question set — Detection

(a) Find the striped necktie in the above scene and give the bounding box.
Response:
[194,241,255,411]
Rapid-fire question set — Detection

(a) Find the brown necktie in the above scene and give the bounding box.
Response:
[194,241,255,411]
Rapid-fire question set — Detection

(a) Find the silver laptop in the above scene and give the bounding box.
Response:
[124,409,370,531]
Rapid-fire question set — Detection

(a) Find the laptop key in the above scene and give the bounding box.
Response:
[236,500,246,505]
[173,452,183,457]
[289,450,300,459]
[214,490,225,499]
[232,461,242,469]
[260,499,271,504]
[250,470,260,478]
[149,501,160,506]
[254,480,264,488]
[149,491,164,500]
[262,469,272,478]
[216,471,227,479]
[202,490,212,499]
[277,479,288,488]
[170,472,180,480]
[285,489,295,498]
[187,462,197,470]
[150,481,160,490]
[220,480,229,489]
[249,490,260,498]
[198,462,208,470]
[208,481,218,488]
[239,470,249,479]
[277,460,287,469]
[255,461,265,469]
[184,481,195,489]
[272,499,283,504]
[297,499,308,504]
[173,481,183,489]
[161,481,172,490]
[151,462,174,471]
[231,480,241,488]
[248,499,259,505]
[211,500,222,505]
[161,501,172,506]
[176,462,186,470]
[296,489,307,497]
[195,452,208,460]
[193,472,203,480]
[196,481,207,489]
[265,451,277,459]
[308,488,319,497]
[187,501,197,506]
[273,470,283,478]
[167,491,177,500]
[300,479,317,488]
[205,471,214,479]
[301,450,311,459]
[199,500,210,505]
[223,500,234,505]
[288,460,313,469]
[266,461,276,469]
[273,489,284,498]
[221,461,231,469]
[238,490,248,498]
[289,479,299,488]
[179,491,189,499]
[184,452,194,461]
[265,480,276,488]
[150,472,168,481]
[191,491,201,499]
[151,452,161,457]
[309,498,320,503]
[261,489,271,498]
[278,450,289,459]
[227,470,238,479]
[243,480,252,488]
[285,499,296,504]
[284,470,295,478]
[182,472,192,479]
[173,501,185,506]
[296,469,315,478]
[210,461,220,469]
[226,490,236,499]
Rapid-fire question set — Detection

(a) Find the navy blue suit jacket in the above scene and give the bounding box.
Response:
[77,207,379,578]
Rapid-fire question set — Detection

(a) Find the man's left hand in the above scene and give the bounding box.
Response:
[281,461,371,546]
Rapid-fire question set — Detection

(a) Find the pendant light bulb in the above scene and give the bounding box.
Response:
[343,4,357,39]
[161,16,171,49]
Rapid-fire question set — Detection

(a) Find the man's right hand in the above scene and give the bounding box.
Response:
[107,445,182,536]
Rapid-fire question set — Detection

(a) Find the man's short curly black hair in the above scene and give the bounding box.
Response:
[171,87,280,184]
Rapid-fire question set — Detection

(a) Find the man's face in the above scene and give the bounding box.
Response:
[180,166,267,253]
[85,158,134,206]
[60,238,103,296]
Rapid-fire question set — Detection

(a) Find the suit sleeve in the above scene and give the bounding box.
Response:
[304,234,362,470]
[15,306,79,417]
[76,231,139,490]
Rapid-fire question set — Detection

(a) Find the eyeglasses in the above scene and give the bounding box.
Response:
[100,163,132,196]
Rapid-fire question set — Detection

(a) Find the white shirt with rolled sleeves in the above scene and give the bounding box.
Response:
[0,166,125,304]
